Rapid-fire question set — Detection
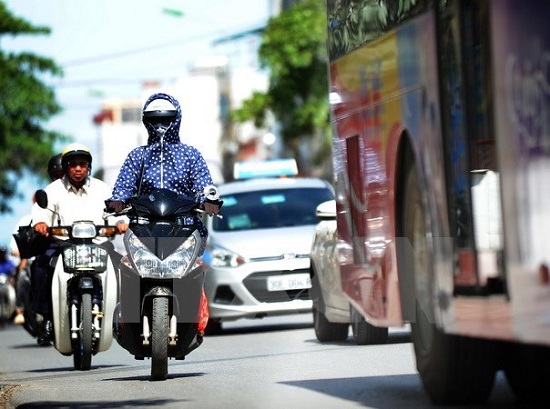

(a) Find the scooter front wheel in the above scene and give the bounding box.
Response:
[73,293,93,371]
[151,297,169,381]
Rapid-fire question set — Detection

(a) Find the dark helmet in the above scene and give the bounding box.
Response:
[142,98,177,135]
[47,153,64,181]
[61,143,93,171]
[0,245,7,261]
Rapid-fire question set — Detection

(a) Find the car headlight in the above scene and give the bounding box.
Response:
[210,245,247,268]
[125,230,201,279]
[63,244,108,272]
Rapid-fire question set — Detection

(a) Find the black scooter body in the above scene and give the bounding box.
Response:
[114,188,206,360]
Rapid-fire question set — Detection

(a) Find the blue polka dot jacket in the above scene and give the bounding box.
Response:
[109,92,215,240]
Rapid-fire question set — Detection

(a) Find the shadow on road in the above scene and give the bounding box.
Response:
[27,364,124,374]
[104,372,206,382]
[282,372,523,409]
[302,331,411,346]
[208,319,313,336]
[15,398,187,408]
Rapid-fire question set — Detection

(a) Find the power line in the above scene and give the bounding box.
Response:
[51,77,177,88]
[61,23,266,68]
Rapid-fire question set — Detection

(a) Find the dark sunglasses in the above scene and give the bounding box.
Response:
[67,160,89,168]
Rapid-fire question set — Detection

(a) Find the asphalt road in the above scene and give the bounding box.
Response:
[1,314,519,409]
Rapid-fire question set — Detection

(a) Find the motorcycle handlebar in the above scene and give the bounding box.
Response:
[47,223,120,238]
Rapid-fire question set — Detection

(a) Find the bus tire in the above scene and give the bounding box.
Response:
[503,342,550,404]
[403,166,496,405]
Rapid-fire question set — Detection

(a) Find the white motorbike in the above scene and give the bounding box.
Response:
[35,190,119,370]
[0,274,16,327]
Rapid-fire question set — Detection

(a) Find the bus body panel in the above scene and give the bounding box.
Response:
[491,0,550,345]
[331,11,453,328]
[329,0,550,346]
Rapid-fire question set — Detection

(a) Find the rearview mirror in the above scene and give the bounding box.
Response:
[35,190,48,209]
[315,200,336,220]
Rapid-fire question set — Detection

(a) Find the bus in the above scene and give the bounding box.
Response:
[326,0,550,405]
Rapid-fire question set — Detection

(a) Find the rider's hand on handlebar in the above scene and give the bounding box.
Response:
[116,220,129,234]
[203,201,221,216]
[106,200,125,213]
[34,222,49,236]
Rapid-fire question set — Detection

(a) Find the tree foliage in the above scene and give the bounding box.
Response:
[0,1,66,212]
[231,0,331,175]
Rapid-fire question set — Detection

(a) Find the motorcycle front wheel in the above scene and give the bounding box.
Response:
[73,293,93,371]
[151,297,169,381]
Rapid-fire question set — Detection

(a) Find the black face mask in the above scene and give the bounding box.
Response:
[146,117,173,136]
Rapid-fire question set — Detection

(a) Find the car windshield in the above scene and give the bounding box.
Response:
[212,187,334,232]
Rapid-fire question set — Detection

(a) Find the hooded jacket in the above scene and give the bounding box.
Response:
[109,92,215,238]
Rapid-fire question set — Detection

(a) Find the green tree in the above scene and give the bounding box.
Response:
[0,1,66,212]
[231,0,331,177]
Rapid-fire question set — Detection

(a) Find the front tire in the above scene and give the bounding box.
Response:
[151,297,169,381]
[350,305,388,345]
[403,166,496,404]
[73,293,93,371]
[313,306,348,342]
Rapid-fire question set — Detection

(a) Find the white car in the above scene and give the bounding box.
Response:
[309,200,388,344]
[203,176,334,333]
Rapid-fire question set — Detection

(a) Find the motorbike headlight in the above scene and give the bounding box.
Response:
[63,244,108,272]
[71,222,97,238]
[125,230,201,279]
[210,245,246,268]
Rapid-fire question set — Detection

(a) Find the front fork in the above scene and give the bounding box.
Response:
[69,277,103,341]
[141,289,178,347]
[142,310,178,346]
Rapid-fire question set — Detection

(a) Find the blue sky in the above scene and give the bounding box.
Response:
[1,0,272,245]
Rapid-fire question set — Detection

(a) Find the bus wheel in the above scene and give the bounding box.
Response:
[503,342,550,404]
[403,167,496,405]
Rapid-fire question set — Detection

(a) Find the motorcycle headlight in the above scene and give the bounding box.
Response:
[63,244,108,272]
[125,230,201,279]
[71,222,97,238]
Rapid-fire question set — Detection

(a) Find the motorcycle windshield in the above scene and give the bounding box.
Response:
[126,188,200,259]
[129,188,197,219]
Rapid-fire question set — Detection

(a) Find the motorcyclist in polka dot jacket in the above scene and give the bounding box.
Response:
[106,92,221,252]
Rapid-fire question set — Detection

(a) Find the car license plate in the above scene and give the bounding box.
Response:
[266,273,311,292]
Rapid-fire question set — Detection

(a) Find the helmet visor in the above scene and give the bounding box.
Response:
[143,110,176,134]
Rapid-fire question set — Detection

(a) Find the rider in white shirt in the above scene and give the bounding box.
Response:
[31,143,126,346]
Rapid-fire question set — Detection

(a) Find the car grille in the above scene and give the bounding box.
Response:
[242,269,312,303]
[249,254,309,262]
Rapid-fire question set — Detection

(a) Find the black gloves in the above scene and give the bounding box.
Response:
[105,200,125,213]
[203,200,223,215]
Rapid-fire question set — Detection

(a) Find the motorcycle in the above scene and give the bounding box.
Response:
[111,186,219,381]
[35,189,119,370]
[0,274,16,327]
